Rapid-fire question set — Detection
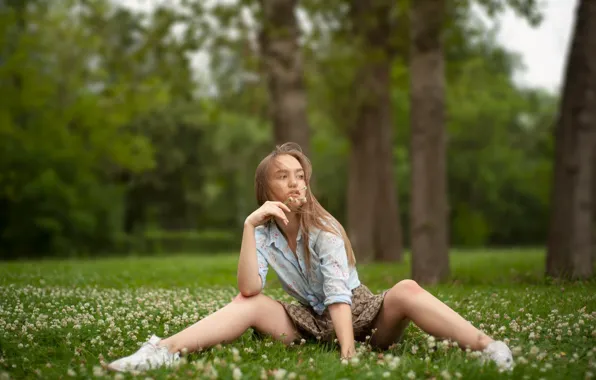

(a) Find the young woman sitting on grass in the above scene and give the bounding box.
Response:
[107,142,514,372]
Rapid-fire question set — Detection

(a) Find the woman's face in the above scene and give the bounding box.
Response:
[267,154,307,209]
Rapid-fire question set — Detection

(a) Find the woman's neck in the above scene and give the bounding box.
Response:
[276,212,301,244]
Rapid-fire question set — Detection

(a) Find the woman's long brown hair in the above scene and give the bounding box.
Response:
[254,142,356,271]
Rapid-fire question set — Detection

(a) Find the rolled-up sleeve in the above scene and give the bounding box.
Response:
[317,231,352,306]
[256,248,269,289]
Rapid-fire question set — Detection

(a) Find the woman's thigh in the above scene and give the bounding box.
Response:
[233,293,300,345]
[368,292,410,350]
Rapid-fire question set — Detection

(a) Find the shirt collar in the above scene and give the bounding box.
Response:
[266,220,303,248]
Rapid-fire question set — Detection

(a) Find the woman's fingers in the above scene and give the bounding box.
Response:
[265,204,288,224]
[273,201,292,213]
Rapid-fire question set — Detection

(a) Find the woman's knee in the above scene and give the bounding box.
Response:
[232,293,290,332]
[386,279,424,305]
[231,293,272,322]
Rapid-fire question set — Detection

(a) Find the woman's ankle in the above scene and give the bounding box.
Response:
[477,333,494,350]
[158,338,180,354]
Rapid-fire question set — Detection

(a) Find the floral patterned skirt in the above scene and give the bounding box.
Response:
[276,284,387,343]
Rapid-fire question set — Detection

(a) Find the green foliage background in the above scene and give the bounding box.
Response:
[0,0,558,258]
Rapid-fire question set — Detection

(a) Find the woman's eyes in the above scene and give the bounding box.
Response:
[278,174,304,180]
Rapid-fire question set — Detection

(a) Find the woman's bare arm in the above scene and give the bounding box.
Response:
[236,222,262,296]
[329,303,356,359]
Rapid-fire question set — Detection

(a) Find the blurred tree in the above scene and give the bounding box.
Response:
[409,0,449,284]
[546,0,595,280]
[343,0,404,263]
[258,0,311,156]
[0,0,159,257]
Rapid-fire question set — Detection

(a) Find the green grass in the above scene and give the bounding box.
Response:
[0,249,594,379]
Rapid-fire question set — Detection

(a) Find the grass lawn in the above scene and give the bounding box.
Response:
[0,249,594,379]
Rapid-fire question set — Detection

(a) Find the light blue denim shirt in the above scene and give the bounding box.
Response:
[254,220,361,315]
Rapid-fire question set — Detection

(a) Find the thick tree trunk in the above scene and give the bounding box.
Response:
[593,149,596,266]
[347,121,378,263]
[259,0,310,156]
[375,73,404,262]
[593,150,596,266]
[546,0,596,280]
[409,0,449,284]
[347,1,403,263]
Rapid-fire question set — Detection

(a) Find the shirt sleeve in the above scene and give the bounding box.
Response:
[317,231,352,306]
[256,247,269,289]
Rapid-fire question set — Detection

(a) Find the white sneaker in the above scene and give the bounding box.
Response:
[483,340,514,371]
[107,335,180,372]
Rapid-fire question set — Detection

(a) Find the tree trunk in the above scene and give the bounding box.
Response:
[259,0,310,156]
[546,0,596,280]
[375,71,404,262]
[409,0,449,284]
[347,1,403,263]
[347,122,378,263]
[593,148,596,266]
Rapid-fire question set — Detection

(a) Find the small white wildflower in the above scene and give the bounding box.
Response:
[382,372,390,378]
[407,370,416,379]
[232,367,242,380]
[92,365,105,377]
[441,370,452,379]
[273,368,287,380]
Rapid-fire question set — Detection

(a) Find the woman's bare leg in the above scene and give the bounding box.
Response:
[159,293,299,353]
[370,280,493,350]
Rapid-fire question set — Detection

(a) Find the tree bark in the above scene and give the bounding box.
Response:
[259,0,310,156]
[347,120,378,263]
[347,1,403,263]
[593,148,596,266]
[375,71,404,263]
[546,0,596,280]
[409,0,449,284]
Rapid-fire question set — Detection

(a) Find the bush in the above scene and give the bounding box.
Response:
[115,229,240,254]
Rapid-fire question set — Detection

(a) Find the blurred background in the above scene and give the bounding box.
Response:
[0,0,593,281]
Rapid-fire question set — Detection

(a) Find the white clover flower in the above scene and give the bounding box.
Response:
[92,365,105,377]
[273,368,287,380]
[407,370,416,379]
[233,367,242,380]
